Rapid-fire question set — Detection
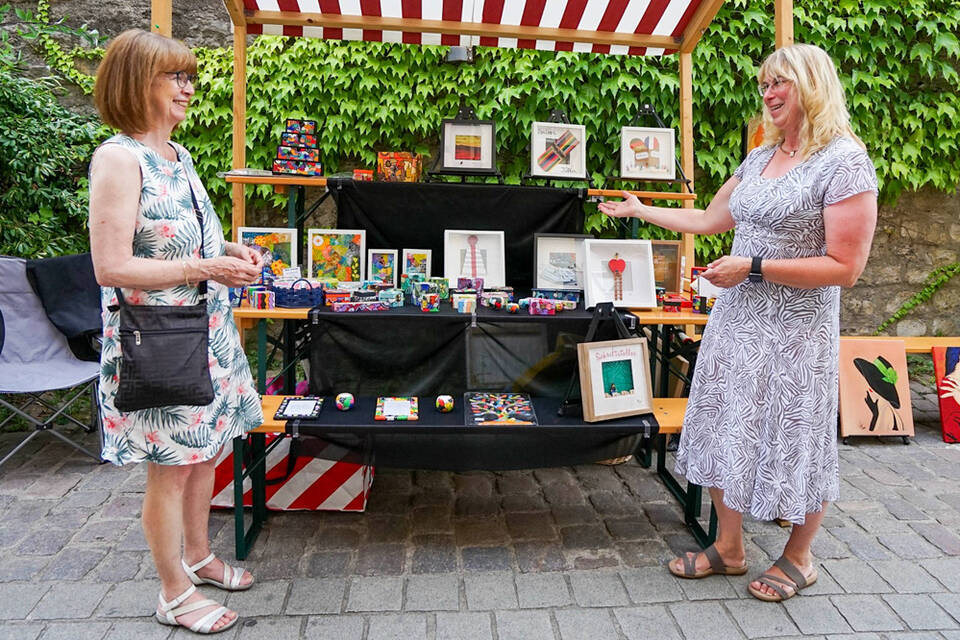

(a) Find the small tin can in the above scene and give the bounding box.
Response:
[655,287,666,306]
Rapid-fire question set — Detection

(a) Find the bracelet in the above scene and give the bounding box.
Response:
[181,260,193,288]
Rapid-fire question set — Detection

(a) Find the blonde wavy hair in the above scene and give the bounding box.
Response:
[758,43,864,159]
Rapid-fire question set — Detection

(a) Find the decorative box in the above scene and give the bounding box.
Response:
[560,300,577,311]
[663,294,684,313]
[413,281,437,304]
[251,289,275,309]
[451,293,477,307]
[377,152,422,182]
[457,277,484,291]
[378,289,404,308]
[317,278,339,290]
[480,292,508,309]
[506,303,520,314]
[277,145,320,162]
[528,298,556,315]
[350,290,377,302]
[332,301,389,312]
[360,279,382,290]
[280,132,318,148]
[532,289,581,303]
[323,290,351,306]
[655,286,666,306]
[427,277,450,300]
[285,118,317,135]
[403,273,425,295]
[272,159,323,176]
[484,287,515,302]
[353,169,374,181]
[693,295,708,314]
[454,297,476,314]
[420,293,440,312]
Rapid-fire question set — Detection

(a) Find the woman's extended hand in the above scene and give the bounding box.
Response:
[701,255,752,288]
[201,256,262,288]
[597,191,645,219]
[225,241,263,269]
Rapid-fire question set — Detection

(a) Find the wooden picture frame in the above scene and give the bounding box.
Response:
[237,227,298,278]
[530,121,587,179]
[438,119,498,175]
[620,126,676,180]
[838,339,915,438]
[367,249,398,287]
[401,248,432,278]
[306,228,366,282]
[578,337,654,422]
[582,238,657,309]
[443,229,506,288]
[651,240,683,293]
[533,233,592,290]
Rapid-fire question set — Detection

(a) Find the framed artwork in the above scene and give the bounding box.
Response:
[578,337,654,422]
[582,239,657,309]
[651,240,683,293]
[401,248,432,278]
[438,119,498,175]
[367,249,398,287]
[306,229,366,282]
[237,227,298,278]
[530,121,587,179]
[533,233,592,290]
[838,339,915,438]
[620,126,676,180]
[932,346,960,443]
[743,113,766,158]
[443,229,506,288]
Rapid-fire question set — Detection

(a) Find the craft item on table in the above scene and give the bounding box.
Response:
[693,295,708,314]
[518,297,531,310]
[229,287,242,307]
[251,289,275,309]
[338,281,362,291]
[280,132,318,147]
[655,287,666,306]
[480,292,508,309]
[360,280,380,289]
[323,290,351,306]
[376,152,422,182]
[378,288,404,308]
[403,272,426,295]
[506,302,519,314]
[662,294,683,313]
[531,289,581,303]
[273,396,323,420]
[281,266,302,280]
[559,300,577,310]
[272,159,323,176]
[435,395,455,412]
[285,119,317,135]
[608,253,626,301]
[457,277,484,291]
[420,293,440,312]
[375,396,419,421]
[350,290,378,302]
[335,392,354,411]
[454,297,476,314]
[413,281,437,304]
[353,169,374,181]
[464,392,538,426]
[706,297,716,313]
[483,286,514,302]
[317,278,339,290]
[332,301,389,312]
[271,278,324,308]
[528,298,557,315]
[428,277,450,300]
[277,146,320,163]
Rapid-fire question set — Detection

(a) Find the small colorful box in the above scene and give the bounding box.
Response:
[332,301,388,313]
[353,169,374,181]
[420,293,440,312]
[506,303,520,314]
[656,287,667,306]
[403,273,425,295]
[378,288,404,308]
[277,146,320,162]
[455,297,476,314]
[284,118,317,135]
[480,292,508,309]
[457,277,484,291]
[427,277,450,300]
[663,294,684,313]
[376,152,422,182]
[350,290,377,302]
[532,289,581,303]
[484,287,515,302]
[280,132,318,147]
[323,290,351,306]
[317,278,339,290]
[272,159,323,176]
[528,298,556,315]
[693,295,708,314]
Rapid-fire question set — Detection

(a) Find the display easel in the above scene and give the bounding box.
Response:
[521,108,595,188]
[605,102,694,195]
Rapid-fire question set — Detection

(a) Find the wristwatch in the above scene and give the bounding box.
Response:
[748,256,763,283]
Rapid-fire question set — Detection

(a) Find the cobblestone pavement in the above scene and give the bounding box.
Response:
[1,383,959,639]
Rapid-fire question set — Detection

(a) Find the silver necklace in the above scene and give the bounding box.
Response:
[780,143,797,158]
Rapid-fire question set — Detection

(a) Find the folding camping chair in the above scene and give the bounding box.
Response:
[0,256,101,468]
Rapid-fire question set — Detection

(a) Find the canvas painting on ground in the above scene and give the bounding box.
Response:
[932,346,960,443]
[838,339,914,437]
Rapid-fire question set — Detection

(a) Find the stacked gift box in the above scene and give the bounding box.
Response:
[273,119,322,176]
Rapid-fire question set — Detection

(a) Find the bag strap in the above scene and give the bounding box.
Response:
[114,145,208,308]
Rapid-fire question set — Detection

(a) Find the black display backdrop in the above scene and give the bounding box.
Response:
[328,179,584,291]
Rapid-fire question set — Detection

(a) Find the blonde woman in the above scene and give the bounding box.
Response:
[89,30,263,632]
[600,43,878,601]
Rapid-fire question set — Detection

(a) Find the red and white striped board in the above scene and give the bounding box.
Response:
[241,0,704,56]
[211,434,374,511]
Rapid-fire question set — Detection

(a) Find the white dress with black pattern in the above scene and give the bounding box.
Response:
[675,136,878,524]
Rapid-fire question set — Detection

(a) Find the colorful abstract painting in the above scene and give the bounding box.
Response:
[237,227,297,277]
[932,346,960,443]
[307,229,365,282]
[838,339,915,438]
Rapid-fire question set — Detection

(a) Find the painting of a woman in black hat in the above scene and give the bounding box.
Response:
[854,356,904,432]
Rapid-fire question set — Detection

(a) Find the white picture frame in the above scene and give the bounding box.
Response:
[582,238,657,309]
[401,248,432,278]
[533,233,592,290]
[236,227,298,277]
[530,122,587,179]
[578,337,654,422]
[620,126,676,180]
[367,249,398,287]
[306,228,366,282]
[443,229,506,288]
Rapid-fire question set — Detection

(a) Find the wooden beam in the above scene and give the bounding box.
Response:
[222,0,246,27]
[678,52,696,298]
[246,11,680,50]
[775,0,794,48]
[679,0,726,53]
[150,0,172,36]
[231,24,247,242]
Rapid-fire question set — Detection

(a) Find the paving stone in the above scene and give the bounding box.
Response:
[554,608,618,640]
[302,551,351,577]
[366,613,427,640]
[676,571,739,600]
[461,546,513,572]
[40,547,107,581]
[567,549,620,570]
[99,495,143,519]
[302,614,365,640]
[495,610,556,640]
[72,520,132,545]
[454,519,509,546]
[878,532,944,559]
[0,554,51,581]
[16,528,74,556]
[285,578,347,615]
[932,594,960,623]
[363,516,410,544]
[782,595,852,635]
[542,483,585,506]
[822,558,894,593]
[830,594,903,632]
[346,576,403,612]
[827,526,892,560]
[454,474,494,498]
[501,493,549,513]
[568,571,628,607]
[605,517,658,541]
[404,575,459,611]
[920,557,960,591]
[23,473,84,499]
[234,616,302,640]
[669,601,743,640]
[33,621,111,639]
[514,541,567,573]
[550,505,599,527]
[505,512,556,541]
[453,495,499,517]
[435,611,493,640]
[870,560,944,593]
[883,594,959,630]
[725,598,800,638]
[0,622,44,640]
[313,526,361,550]
[533,469,576,486]
[412,489,455,508]
[464,573,518,610]
[0,583,48,620]
[103,620,174,639]
[909,522,960,555]
[374,469,414,495]
[643,503,685,532]
[114,526,150,552]
[614,605,681,640]
[224,580,288,617]
[620,567,683,604]
[93,580,156,618]
[575,466,626,492]
[515,573,571,608]
[496,475,538,495]
[864,466,911,487]
[410,535,457,574]
[354,543,406,575]
[559,524,611,549]
[617,540,673,568]
[811,530,853,559]
[29,582,109,620]
[410,505,453,533]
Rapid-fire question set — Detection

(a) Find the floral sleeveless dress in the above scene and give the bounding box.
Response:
[95,134,263,466]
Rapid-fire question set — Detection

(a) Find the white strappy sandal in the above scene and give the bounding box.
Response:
[182,553,254,591]
[156,584,237,634]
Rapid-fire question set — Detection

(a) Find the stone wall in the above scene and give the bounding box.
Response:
[16,2,960,337]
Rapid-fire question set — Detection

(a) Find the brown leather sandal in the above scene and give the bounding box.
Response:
[747,555,818,602]
[668,545,748,579]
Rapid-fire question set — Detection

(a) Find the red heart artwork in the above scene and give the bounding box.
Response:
[608,257,626,274]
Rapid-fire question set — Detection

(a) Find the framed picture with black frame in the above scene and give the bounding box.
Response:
[437,119,498,176]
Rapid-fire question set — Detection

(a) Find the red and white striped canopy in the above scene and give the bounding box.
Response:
[235,0,714,56]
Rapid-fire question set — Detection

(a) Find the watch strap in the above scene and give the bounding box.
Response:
[749,256,763,282]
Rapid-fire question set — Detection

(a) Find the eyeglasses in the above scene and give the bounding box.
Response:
[164,71,197,88]
[758,76,790,96]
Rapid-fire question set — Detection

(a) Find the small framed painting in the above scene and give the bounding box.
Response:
[933,346,960,443]
[367,249,398,287]
[530,122,587,179]
[533,233,592,290]
[444,229,506,288]
[306,228,366,283]
[237,227,298,278]
[620,126,675,180]
[582,238,657,309]
[402,248,432,278]
[578,337,654,422]
[838,339,915,438]
[438,119,498,175]
[651,240,683,293]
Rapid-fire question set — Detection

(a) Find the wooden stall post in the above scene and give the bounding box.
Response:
[232,25,247,242]
[775,0,794,48]
[150,0,172,36]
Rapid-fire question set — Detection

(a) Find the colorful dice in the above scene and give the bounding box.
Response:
[335,392,354,411]
[435,395,454,412]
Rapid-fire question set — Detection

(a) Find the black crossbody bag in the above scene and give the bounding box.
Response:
[111,179,215,411]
